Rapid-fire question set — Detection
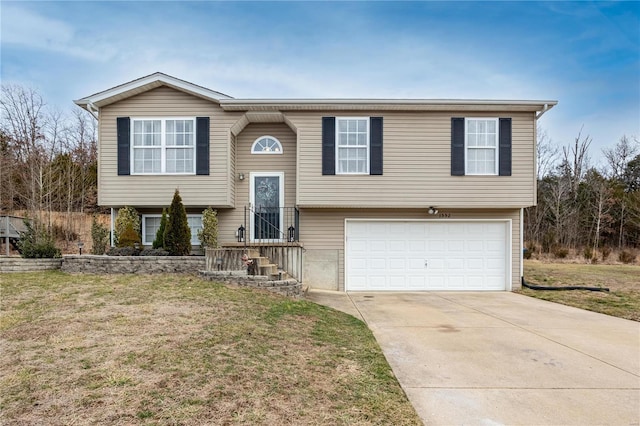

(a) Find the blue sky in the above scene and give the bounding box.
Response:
[2,1,639,166]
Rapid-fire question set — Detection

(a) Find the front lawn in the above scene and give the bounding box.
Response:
[0,272,421,425]
[520,261,640,321]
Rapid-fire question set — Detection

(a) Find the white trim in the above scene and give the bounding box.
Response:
[74,72,233,106]
[249,172,285,242]
[335,117,370,175]
[110,208,115,247]
[344,218,512,292]
[250,135,283,154]
[142,214,162,245]
[130,117,196,175]
[464,117,499,176]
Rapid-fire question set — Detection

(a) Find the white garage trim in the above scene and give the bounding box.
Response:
[344,219,512,291]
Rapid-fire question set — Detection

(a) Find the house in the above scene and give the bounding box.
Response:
[75,72,556,292]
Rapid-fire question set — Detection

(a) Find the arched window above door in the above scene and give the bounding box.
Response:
[251,136,283,154]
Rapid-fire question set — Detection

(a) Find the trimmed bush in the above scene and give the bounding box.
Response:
[18,220,61,259]
[115,206,140,246]
[152,208,168,249]
[118,223,141,248]
[91,215,110,255]
[165,189,191,256]
[198,207,218,249]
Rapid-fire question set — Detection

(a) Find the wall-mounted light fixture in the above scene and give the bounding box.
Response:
[238,173,245,181]
[236,225,245,242]
[428,206,439,215]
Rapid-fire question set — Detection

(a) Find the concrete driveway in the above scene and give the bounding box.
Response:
[307,290,640,425]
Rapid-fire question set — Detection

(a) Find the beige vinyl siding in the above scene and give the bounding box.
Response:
[299,208,521,291]
[287,111,536,208]
[216,123,297,242]
[98,86,242,207]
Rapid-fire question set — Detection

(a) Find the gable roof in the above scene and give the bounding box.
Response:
[75,72,556,117]
[74,72,234,109]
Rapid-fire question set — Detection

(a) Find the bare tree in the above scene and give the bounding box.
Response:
[560,127,591,198]
[0,84,48,225]
[603,135,639,181]
[536,125,559,180]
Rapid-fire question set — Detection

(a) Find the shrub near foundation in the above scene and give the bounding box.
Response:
[164,189,191,256]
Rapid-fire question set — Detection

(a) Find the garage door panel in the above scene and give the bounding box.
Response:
[346,220,509,291]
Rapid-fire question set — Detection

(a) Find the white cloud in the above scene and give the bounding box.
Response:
[1,4,117,62]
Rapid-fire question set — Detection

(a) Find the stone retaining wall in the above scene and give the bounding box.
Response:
[200,271,303,298]
[61,255,205,274]
[0,257,63,272]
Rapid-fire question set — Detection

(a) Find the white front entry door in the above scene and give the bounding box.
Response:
[345,220,510,291]
[250,172,284,242]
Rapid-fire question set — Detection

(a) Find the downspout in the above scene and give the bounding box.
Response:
[520,208,524,281]
[86,102,99,121]
[536,103,550,120]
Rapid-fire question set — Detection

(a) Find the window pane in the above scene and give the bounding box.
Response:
[338,120,347,132]
[188,216,202,245]
[144,217,161,245]
[134,148,161,173]
[166,148,193,173]
[357,120,366,132]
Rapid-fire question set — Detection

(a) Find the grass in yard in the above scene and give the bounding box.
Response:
[0,272,421,425]
[520,260,640,321]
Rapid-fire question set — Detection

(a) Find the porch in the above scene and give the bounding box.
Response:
[206,205,304,283]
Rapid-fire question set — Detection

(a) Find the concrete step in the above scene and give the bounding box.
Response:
[247,249,261,258]
[259,263,278,275]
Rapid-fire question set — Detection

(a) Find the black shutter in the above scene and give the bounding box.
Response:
[196,117,210,175]
[117,117,130,176]
[322,117,335,175]
[451,117,465,176]
[370,117,383,175]
[499,118,512,176]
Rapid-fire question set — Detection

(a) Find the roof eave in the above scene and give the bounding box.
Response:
[74,72,234,110]
[219,99,558,112]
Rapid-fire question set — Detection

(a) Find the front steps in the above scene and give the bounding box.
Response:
[205,247,305,298]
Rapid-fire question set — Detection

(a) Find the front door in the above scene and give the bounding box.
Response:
[250,172,284,242]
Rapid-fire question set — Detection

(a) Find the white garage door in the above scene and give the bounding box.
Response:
[345,220,510,291]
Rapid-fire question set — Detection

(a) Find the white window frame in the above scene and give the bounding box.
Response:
[465,117,499,176]
[142,213,203,246]
[131,117,196,175]
[335,117,370,175]
[142,214,162,246]
[251,135,283,154]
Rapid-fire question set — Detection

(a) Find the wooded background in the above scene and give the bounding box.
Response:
[2,84,639,254]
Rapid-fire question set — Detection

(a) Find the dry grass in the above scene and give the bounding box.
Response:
[0,272,421,425]
[520,260,640,321]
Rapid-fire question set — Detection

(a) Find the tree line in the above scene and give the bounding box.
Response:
[2,84,639,257]
[1,84,99,238]
[525,128,639,257]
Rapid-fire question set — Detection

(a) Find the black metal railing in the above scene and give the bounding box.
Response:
[238,206,303,282]
[244,206,299,243]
